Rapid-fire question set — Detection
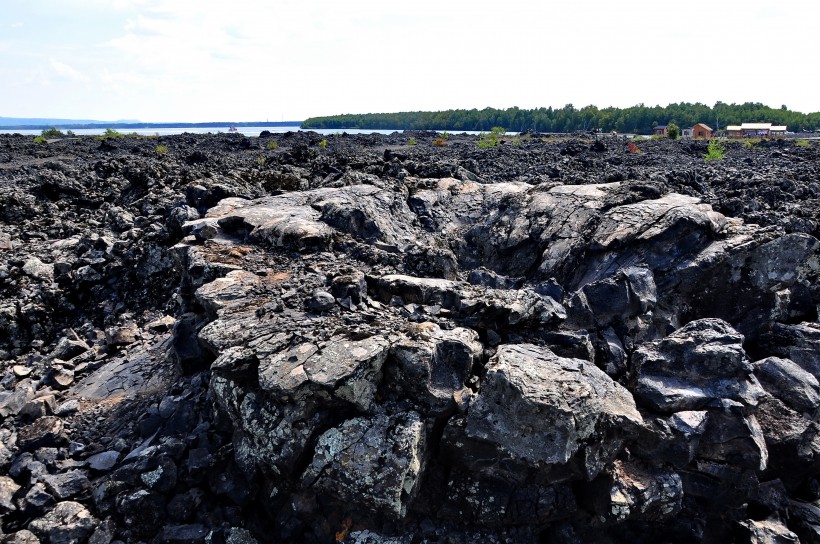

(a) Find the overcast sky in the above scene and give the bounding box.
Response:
[1,0,817,122]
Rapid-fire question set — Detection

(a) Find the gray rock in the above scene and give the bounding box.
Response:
[22,257,54,282]
[306,289,335,312]
[105,206,135,231]
[86,451,120,472]
[17,416,67,451]
[213,195,334,251]
[343,530,412,544]
[0,475,20,514]
[438,471,576,527]
[160,524,208,543]
[375,275,460,307]
[566,266,656,328]
[697,400,768,471]
[54,399,79,417]
[788,499,820,543]
[386,325,481,413]
[19,395,55,420]
[211,377,325,478]
[116,489,165,538]
[0,383,35,418]
[42,470,91,500]
[633,318,766,412]
[47,367,74,389]
[601,327,627,376]
[258,335,389,411]
[587,460,682,522]
[302,412,425,518]
[759,323,820,378]
[736,518,799,544]
[88,518,116,544]
[0,441,12,470]
[51,335,90,360]
[331,271,367,304]
[0,530,40,544]
[465,343,642,470]
[224,528,259,544]
[754,396,820,489]
[104,321,140,346]
[21,482,55,514]
[633,410,709,468]
[28,501,96,544]
[754,356,820,414]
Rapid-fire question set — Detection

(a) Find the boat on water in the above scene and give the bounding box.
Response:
[228,126,238,133]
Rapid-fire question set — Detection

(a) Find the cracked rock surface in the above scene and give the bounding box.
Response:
[1,131,820,543]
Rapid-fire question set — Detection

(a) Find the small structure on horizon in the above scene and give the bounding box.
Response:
[652,125,668,136]
[726,123,788,138]
[692,123,713,139]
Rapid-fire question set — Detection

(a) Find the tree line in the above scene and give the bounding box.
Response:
[301,102,820,134]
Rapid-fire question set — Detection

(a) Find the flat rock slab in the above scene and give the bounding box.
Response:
[71,335,173,402]
[86,450,120,472]
[258,335,389,411]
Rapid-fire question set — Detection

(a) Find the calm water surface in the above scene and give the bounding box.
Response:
[0,126,492,137]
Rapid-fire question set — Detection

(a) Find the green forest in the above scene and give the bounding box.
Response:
[301,102,820,134]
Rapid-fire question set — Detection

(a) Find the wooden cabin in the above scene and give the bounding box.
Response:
[692,123,713,139]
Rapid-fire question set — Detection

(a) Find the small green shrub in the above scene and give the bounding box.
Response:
[795,139,811,148]
[704,139,726,161]
[442,131,450,140]
[632,135,647,142]
[257,155,266,166]
[319,139,327,149]
[667,123,680,140]
[155,144,168,155]
[95,128,127,140]
[478,127,506,149]
[267,140,278,149]
[33,135,47,143]
[742,138,761,149]
[407,137,417,146]
[41,127,65,138]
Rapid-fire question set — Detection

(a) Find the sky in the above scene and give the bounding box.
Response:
[1,0,818,122]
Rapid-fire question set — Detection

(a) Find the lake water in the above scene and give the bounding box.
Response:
[0,125,492,137]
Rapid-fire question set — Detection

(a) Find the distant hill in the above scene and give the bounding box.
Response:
[0,116,140,127]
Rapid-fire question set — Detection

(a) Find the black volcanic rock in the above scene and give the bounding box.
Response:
[0,132,819,542]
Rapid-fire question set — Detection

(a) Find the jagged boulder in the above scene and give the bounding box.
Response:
[754,356,820,415]
[464,344,642,475]
[585,460,683,523]
[384,324,482,413]
[301,412,426,519]
[566,266,656,329]
[632,318,766,413]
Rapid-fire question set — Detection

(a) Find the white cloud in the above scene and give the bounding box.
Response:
[50,59,87,82]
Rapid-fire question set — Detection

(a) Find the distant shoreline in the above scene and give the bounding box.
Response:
[0,121,303,130]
